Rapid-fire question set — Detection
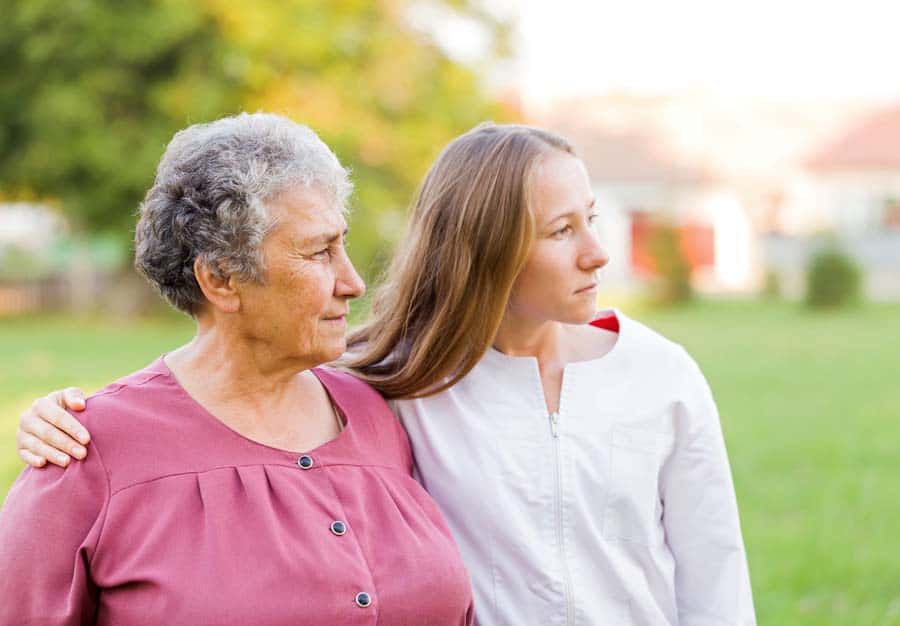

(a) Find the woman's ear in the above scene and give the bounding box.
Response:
[193,256,241,314]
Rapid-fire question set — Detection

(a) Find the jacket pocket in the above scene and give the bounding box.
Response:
[602,424,669,544]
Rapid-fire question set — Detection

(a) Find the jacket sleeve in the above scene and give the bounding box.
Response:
[660,350,756,626]
[0,437,110,625]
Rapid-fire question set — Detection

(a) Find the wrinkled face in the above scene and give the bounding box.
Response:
[236,185,365,366]
[507,151,609,325]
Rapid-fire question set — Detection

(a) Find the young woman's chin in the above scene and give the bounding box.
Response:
[558,304,600,325]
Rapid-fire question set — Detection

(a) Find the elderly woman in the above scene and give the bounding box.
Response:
[0,113,473,624]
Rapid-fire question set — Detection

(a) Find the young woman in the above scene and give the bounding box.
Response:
[16,123,756,625]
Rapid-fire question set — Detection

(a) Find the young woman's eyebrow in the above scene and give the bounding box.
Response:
[545,200,597,226]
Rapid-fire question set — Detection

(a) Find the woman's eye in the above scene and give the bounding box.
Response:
[552,225,573,238]
[311,248,332,259]
[588,212,600,224]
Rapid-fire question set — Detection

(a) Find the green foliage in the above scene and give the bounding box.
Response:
[806,248,862,308]
[0,0,508,280]
[648,222,693,304]
[0,0,240,232]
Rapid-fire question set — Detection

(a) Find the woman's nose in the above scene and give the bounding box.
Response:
[580,230,609,271]
[336,251,366,299]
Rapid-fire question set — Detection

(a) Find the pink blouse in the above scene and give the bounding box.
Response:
[0,358,474,625]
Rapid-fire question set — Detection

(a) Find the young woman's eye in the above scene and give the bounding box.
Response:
[588,212,600,224]
[552,225,573,238]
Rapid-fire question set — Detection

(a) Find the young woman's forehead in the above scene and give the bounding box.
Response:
[533,154,593,216]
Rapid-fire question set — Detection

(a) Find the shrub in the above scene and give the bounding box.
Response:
[649,223,692,304]
[762,269,781,299]
[805,248,862,308]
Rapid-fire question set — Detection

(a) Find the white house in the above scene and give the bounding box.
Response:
[771,104,900,300]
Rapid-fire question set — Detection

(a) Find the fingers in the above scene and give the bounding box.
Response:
[34,394,90,446]
[61,387,86,412]
[18,448,48,468]
[21,399,88,460]
[16,430,71,468]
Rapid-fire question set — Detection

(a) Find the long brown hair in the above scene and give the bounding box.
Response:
[344,123,574,398]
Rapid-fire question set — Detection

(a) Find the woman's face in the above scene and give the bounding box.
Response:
[235,185,365,366]
[507,151,608,325]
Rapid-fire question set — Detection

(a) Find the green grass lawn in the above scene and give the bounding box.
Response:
[1,300,898,624]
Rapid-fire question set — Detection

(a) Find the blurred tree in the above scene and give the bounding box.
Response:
[648,222,693,305]
[0,0,509,279]
[0,0,240,231]
[762,268,781,299]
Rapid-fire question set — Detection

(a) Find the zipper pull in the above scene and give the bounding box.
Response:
[549,411,560,438]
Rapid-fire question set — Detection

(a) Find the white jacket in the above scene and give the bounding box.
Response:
[391,310,755,626]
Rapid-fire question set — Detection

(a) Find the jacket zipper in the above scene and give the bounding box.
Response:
[549,411,575,625]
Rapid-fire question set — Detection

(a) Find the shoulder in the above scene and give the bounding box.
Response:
[617,311,698,372]
[75,358,173,434]
[315,366,413,465]
[610,311,715,406]
[313,366,399,424]
[71,358,210,490]
[314,365,385,403]
[617,312,717,413]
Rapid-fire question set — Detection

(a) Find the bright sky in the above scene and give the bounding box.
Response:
[516,0,900,109]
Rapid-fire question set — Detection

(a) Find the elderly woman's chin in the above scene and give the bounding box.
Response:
[302,323,350,364]
[321,336,349,363]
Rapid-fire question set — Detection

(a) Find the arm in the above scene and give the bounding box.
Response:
[0,426,109,625]
[17,388,91,468]
[660,353,756,626]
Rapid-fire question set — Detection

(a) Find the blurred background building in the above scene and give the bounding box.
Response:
[534,96,900,301]
[1,0,899,310]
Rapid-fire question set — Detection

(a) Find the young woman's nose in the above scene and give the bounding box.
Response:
[579,229,609,272]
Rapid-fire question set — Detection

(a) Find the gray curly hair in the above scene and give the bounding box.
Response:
[135,112,352,315]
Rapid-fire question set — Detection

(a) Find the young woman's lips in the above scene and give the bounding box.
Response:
[574,283,598,295]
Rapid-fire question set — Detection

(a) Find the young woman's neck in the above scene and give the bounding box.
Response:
[493,313,567,365]
[493,309,616,370]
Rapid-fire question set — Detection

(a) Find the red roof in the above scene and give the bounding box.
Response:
[808,104,900,171]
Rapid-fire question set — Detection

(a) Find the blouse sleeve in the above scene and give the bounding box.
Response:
[0,431,110,625]
[659,350,756,626]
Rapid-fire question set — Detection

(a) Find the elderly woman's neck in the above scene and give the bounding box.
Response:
[165,323,317,401]
[162,323,342,453]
